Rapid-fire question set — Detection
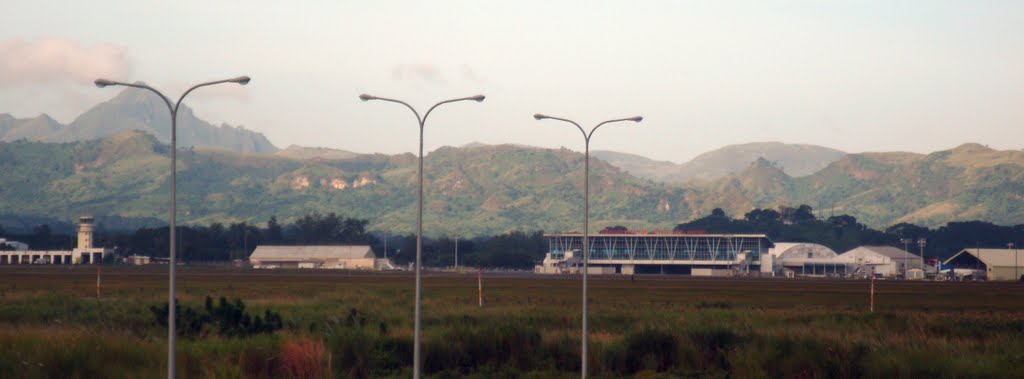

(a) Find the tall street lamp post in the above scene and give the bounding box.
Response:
[95,76,250,379]
[533,113,642,378]
[360,93,484,378]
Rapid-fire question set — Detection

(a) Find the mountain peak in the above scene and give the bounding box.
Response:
[106,84,165,105]
[950,143,994,154]
[57,87,278,153]
[275,145,359,161]
[740,156,788,177]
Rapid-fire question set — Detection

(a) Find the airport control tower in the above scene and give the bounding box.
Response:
[78,216,95,249]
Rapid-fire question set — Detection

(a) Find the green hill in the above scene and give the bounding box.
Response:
[0,133,692,236]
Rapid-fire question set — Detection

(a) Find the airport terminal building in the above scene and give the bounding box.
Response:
[537,230,774,276]
[0,216,108,265]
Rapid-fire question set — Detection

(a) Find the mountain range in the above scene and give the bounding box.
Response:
[1,131,1021,236]
[592,142,847,183]
[1,92,1022,236]
[0,85,276,154]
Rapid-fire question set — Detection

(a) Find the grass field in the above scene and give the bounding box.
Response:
[1,266,1023,378]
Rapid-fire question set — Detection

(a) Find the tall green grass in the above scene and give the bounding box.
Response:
[1,267,1024,378]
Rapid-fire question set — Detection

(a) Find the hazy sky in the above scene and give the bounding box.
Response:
[2,1,1022,162]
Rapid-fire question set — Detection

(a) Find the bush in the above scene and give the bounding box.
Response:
[149,296,284,338]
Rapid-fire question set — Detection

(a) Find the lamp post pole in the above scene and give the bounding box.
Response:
[360,93,484,379]
[95,76,250,379]
[533,113,642,378]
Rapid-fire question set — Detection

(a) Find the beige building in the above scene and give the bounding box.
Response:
[838,246,923,278]
[250,245,392,270]
[944,248,1024,281]
[0,216,108,265]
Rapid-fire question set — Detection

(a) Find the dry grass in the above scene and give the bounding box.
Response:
[279,336,328,379]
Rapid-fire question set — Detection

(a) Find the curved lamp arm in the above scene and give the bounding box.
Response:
[534,114,642,142]
[534,114,587,141]
[423,95,485,127]
[94,79,174,116]
[95,76,250,115]
[361,94,485,128]
[360,94,422,126]
[174,76,250,114]
[590,116,643,139]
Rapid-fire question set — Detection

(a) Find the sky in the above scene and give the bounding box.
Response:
[1,1,1022,163]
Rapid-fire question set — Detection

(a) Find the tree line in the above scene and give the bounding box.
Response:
[3,206,1021,265]
[0,212,548,268]
[671,205,1024,260]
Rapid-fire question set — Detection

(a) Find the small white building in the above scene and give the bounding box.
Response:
[838,246,923,278]
[249,245,393,270]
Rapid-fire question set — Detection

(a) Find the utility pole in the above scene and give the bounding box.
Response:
[917,238,926,279]
[977,244,983,280]
[455,235,459,270]
[869,267,875,312]
[900,238,912,279]
[1009,242,1017,281]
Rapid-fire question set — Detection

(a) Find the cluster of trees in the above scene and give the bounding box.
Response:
[0,212,546,268]
[674,205,1024,260]
[100,212,374,262]
[378,231,546,269]
[0,224,75,251]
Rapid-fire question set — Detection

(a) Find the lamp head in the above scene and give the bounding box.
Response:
[359,94,376,102]
[94,78,116,88]
[469,95,485,102]
[230,76,251,85]
[628,116,643,123]
[533,114,549,120]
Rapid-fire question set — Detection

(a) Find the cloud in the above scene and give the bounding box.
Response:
[459,64,482,82]
[0,38,130,87]
[389,64,485,84]
[391,64,444,83]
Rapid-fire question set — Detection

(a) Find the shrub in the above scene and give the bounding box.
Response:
[149,296,284,338]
